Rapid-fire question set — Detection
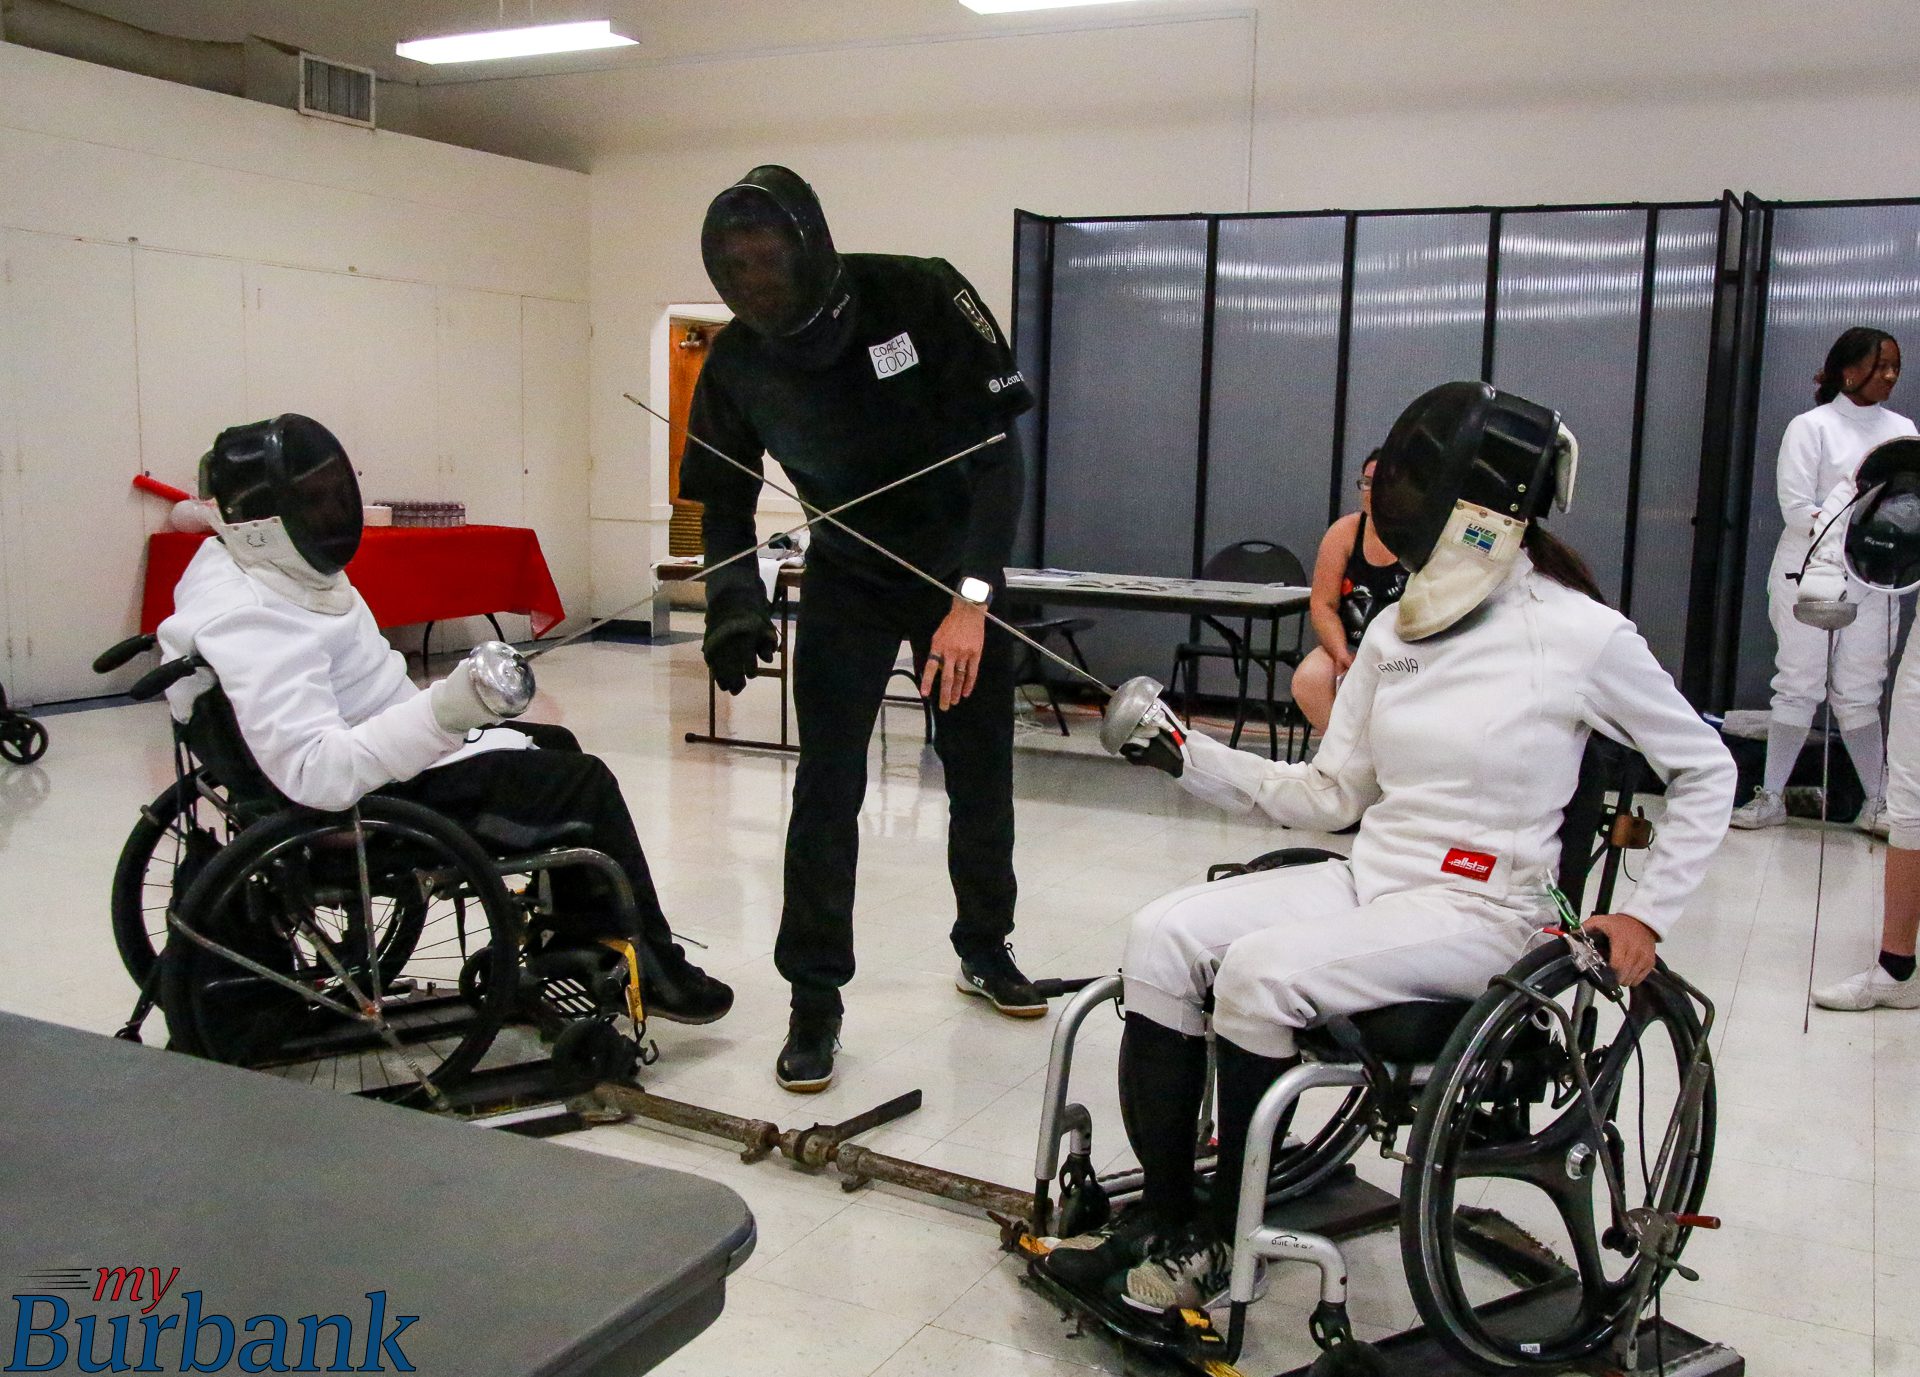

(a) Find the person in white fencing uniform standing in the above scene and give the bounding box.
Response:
[1732,327,1912,833]
[1042,383,1735,1314]
[1795,437,1920,1010]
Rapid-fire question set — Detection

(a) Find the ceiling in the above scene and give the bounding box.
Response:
[48,0,1215,86]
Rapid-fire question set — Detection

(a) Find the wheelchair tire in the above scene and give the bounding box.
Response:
[112,774,224,986]
[161,795,519,1105]
[1,715,47,765]
[1398,943,1714,1371]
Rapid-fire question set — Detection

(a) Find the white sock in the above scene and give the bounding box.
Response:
[1763,718,1811,795]
[1842,721,1886,800]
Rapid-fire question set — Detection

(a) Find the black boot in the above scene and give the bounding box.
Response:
[776,1011,841,1092]
[642,941,734,1025]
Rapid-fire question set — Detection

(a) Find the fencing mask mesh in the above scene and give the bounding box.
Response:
[701,165,854,366]
[1371,381,1573,640]
[200,414,362,581]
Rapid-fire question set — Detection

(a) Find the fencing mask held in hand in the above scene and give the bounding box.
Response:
[702,165,855,369]
[1371,381,1577,640]
[1843,436,1920,595]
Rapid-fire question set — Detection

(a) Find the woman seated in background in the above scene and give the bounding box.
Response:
[1291,451,1407,734]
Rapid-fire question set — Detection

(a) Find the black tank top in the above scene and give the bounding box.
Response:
[1338,513,1408,649]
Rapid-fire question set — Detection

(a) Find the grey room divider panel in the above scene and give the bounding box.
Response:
[1011,211,1050,567]
[1733,201,1920,709]
[1634,207,1723,677]
[1039,218,1210,687]
[1343,213,1492,475]
[1490,209,1647,608]
[1203,214,1348,567]
[1010,197,1735,700]
[1195,214,1348,694]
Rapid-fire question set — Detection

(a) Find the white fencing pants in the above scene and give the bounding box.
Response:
[1888,639,1920,850]
[1121,859,1542,1059]
[1767,539,1894,731]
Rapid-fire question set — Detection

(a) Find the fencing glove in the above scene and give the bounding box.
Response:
[704,606,779,695]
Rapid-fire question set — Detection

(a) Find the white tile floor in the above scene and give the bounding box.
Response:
[3,636,1915,1375]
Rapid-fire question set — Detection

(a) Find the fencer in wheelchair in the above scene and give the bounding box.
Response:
[113,414,731,1104]
[1023,384,1738,1374]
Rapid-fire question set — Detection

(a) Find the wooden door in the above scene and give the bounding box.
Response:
[666,318,723,556]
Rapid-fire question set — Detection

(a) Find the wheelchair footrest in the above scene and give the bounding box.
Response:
[1020,1255,1235,1374]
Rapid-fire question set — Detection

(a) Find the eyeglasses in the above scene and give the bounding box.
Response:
[1356,477,1374,492]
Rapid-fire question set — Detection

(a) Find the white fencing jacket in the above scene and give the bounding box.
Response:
[159,540,527,812]
[1177,555,1735,938]
[1775,397,1915,559]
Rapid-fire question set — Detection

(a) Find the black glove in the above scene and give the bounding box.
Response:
[1121,732,1186,778]
[703,606,778,694]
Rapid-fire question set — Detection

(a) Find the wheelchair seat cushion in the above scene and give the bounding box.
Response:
[1296,999,1474,1065]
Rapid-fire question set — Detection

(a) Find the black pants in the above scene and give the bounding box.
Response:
[780,560,1017,1015]
[383,722,673,948]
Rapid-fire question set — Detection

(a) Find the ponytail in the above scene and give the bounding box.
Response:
[1816,326,1897,405]
[1523,525,1605,604]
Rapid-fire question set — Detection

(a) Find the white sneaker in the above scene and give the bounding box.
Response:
[1729,787,1787,830]
[1122,1226,1267,1311]
[1812,964,1920,1011]
[1857,797,1891,837]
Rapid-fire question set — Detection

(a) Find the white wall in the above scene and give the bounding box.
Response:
[0,41,591,704]
[413,2,1920,617]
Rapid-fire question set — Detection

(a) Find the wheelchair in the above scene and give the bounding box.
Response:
[1,680,49,765]
[1022,739,1719,1375]
[97,634,658,1107]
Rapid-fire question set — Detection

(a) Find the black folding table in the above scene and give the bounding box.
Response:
[0,1013,754,1375]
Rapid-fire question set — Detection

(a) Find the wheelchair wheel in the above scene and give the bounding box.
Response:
[162,796,518,1105]
[1,715,48,765]
[1398,943,1714,1371]
[112,774,228,986]
[1268,1086,1375,1203]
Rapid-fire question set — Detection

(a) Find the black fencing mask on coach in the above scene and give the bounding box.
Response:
[200,414,362,589]
[1844,436,1920,595]
[701,165,856,369]
[1370,381,1577,640]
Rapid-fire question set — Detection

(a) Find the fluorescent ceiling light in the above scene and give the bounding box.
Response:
[396,20,636,65]
[960,0,1154,11]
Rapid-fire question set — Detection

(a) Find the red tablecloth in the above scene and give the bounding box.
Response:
[141,525,567,637]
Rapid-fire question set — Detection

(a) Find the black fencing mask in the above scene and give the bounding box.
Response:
[1845,436,1920,595]
[200,414,362,577]
[701,165,855,368]
[1371,382,1576,639]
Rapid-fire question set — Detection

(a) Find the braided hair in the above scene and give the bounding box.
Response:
[1815,327,1898,405]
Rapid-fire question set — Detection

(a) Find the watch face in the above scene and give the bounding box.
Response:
[960,577,992,605]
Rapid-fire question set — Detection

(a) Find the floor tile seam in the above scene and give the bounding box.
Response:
[1709,1145,1876,1187]
[746,1264,945,1338]
[1644,1283,1879,1338]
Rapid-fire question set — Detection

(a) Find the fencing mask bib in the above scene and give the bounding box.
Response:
[1843,436,1920,595]
[701,165,855,369]
[1371,382,1578,640]
[200,414,362,614]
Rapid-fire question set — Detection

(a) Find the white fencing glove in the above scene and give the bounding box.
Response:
[1793,566,1858,630]
[429,658,497,735]
[1100,676,1190,777]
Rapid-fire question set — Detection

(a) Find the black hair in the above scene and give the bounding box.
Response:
[1523,525,1604,603]
[1815,327,1899,405]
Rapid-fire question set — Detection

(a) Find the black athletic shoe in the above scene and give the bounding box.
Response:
[776,1012,841,1092]
[643,942,734,1025]
[1041,1209,1162,1292]
[956,943,1047,1018]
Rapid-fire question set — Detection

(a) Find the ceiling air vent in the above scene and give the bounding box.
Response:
[298,52,376,128]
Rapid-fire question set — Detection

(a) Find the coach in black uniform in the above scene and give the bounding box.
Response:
[682,165,1039,1092]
